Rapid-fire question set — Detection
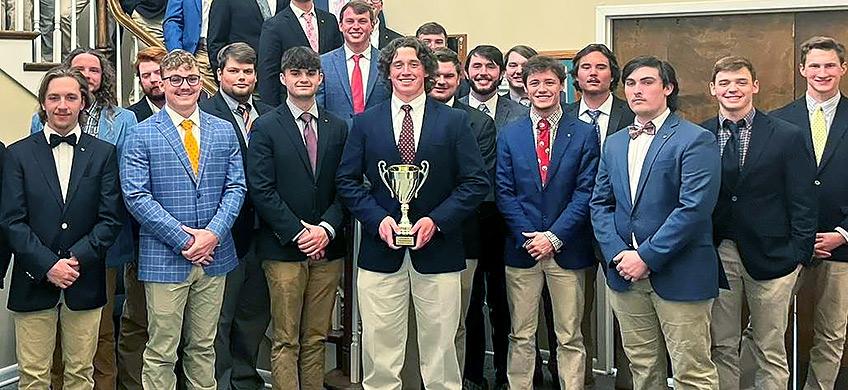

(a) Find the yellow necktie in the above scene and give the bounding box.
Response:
[181,119,199,175]
[811,107,827,165]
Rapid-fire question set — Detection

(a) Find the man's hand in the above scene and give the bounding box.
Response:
[614,250,650,281]
[379,216,401,250]
[815,232,847,258]
[522,232,554,261]
[308,250,326,262]
[298,222,330,258]
[181,226,219,264]
[47,257,80,289]
[411,217,437,250]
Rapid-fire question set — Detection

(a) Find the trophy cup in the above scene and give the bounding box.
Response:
[377,160,430,247]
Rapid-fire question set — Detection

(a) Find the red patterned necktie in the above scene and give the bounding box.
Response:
[536,118,551,185]
[398,105,415,164]
[351,54,365,114]
[303,11,319,52]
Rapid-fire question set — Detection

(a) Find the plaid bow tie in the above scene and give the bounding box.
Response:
[628,121,656,139]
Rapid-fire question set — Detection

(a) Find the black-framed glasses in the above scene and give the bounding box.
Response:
[165,74,202,87]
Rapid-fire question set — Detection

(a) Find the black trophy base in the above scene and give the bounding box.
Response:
[394,232,416,247]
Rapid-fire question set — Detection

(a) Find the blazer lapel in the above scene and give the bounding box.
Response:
[279,105,315,178]
[333,50,353,107]
[819,96,848,172]
[544,119,574,187]
[196,112,216,183]
[365,47,380,103]
[155,112,197,184]
[377,103,402,164]
[414,99,440,165]
[32,135,64,208]
[516,118,543,192]
[738,111,773,183]
[64,134,93,208]
[317,11,332,51]
[633,116,678,207]
[282,9,310,46]
[314,110,332,180]
[608,98,626,135]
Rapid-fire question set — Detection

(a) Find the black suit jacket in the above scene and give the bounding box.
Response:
[199,92,273,258]
[700,110,817,279]
[0,143,11,288]
[246,103,347,261]
[377,23,402,49]
[257,6,343,107]
[0,132,124,312]
[773,95,848,262]
[207,0,289,73]
[452,100,496,259]
[563,94,636,137]
[127,98,155,123]
[123,0,166,18]
[336,97,489,274]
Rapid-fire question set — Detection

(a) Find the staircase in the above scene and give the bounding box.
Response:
[0,30,56,95]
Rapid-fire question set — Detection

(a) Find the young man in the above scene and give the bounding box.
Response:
[504,45,537,107]
[246,45,347,390]
[590,56,722,390]
[29,48,137,390]
[771,36,848,390]
[1,66,124,390]
[415,22,470,99]
[258,0,343,107]
[121,49,246,390]
[702,55,816,390]
[496,55,599,390]
[206,0,286,73]
[336,37,488,390]
[127,46,167,123]
[460,45,527,130]
[429,47,497,389]
[318,1,391,125]
[163,0,215,80]
[198,42,274,390]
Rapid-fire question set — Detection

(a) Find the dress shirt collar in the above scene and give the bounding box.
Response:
[468,93,498,115]
[391,92,427,116]
[145,97,162,114]
[344,43,371,60]
[290,1,314,18]
[165,104,200,130]
[530,105,564,132]
[579,93,613,117]
[806,92,841,115]
[220,91,256,113]
[286,98,319,122]
[43,123,82,144]
[634,108,671,133]
[718,108,756,130]
[445,97,455,107]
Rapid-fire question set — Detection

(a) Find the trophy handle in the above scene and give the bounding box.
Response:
[377,160,395,199]
[414,160,429,198]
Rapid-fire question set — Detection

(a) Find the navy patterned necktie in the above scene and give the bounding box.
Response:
[586,109,602,145]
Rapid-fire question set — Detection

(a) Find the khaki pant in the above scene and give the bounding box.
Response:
[358,254,462,390]
[610,279,718,390]
[51,267,118,390]
[117,261,148,390]
[130,11,163,44]
[142,265,226,390]
[454,258,478,374]
[710,240,798,390]
[803,260,848,390]
[15,304,102,390]
[195,45,213,84]
[505,261,586,390]
[262,258,342,390]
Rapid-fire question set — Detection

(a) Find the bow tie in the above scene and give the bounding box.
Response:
[628,121,656,140]
[49,133,77,148]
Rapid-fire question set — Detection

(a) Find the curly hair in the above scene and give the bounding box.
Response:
[37,65,94,126]
[63,48,118,116]
[378,37,438,94]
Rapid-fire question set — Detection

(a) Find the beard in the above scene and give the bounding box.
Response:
[470,77,500,96]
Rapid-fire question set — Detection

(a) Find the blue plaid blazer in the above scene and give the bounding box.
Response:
[120,108,246,283]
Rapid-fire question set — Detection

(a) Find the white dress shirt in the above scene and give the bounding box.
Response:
[200,0,211,38]
[291,2,319,45]
[468,93,499,120]
[43,124,82,202]
[344,44,371,94]
[165,104,201,149]
[285,98,336,240]
[391,92,426,148]
[146,97,162,115]
[578,93,614,147]
[628,108,671,248]
[221,92,260,143]
[370,19,381,49]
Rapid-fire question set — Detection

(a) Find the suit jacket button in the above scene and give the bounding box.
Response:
[197,192,202,198]
[731,196,738,202]
[814,180,821,186]
[61,222,68,230]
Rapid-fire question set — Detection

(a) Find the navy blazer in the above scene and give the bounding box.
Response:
[590,113,722,301]
[496,115,599,269]
[317,46,390,127]
[163,0,202,53]
[335,97,489,274]
[700,110,817,279]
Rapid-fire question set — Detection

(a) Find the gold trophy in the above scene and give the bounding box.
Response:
[378,160,430,247]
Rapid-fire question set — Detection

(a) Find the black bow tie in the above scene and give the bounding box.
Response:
[49,133,77,148]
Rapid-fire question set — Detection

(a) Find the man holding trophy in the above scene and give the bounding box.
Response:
[336,37,489,390]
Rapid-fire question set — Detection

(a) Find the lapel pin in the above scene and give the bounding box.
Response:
[80,147,85,152]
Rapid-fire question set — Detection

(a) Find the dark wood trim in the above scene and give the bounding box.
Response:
[0,31,40,41]
[24,62,61,72]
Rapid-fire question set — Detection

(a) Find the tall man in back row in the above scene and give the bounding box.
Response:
[336,37,489,390]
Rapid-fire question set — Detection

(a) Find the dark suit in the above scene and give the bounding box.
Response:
[127,97,156,123]
[376,21,402,49]
[460,94,528,131]
[0,143,14,289]
[207,0,288,72]
[257,6,343,107]
[0,132,124,312]
[563,94,636,138]
[197,91,272,389]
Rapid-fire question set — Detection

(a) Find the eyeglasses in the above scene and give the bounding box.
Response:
[165,74,202,87]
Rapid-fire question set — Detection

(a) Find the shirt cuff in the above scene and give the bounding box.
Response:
[543,231,563,251]
[292,227,307,243]
[835,227,848,244]
[319,221,336,240]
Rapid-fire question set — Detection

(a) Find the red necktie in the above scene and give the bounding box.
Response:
[398,105,415,164]
[536,118,551,185]
[351,54,365,114]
